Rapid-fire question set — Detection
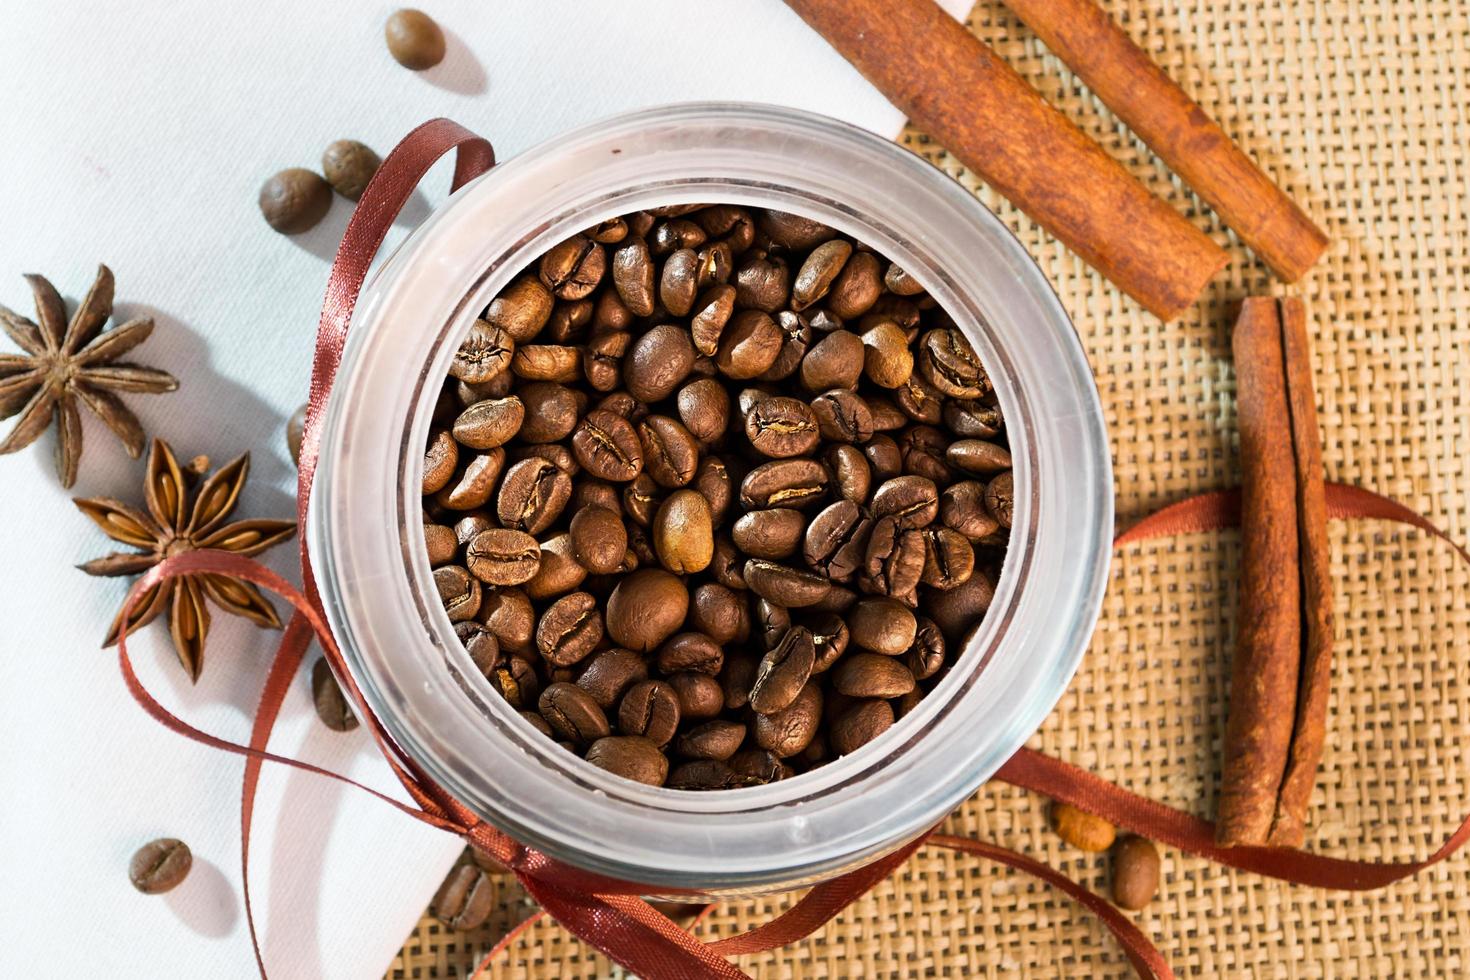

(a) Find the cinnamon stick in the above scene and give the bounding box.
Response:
[1268,298,1333,847]
[995,0,1329,283]
[783,0,1228,322]
[1218,297,1333,847]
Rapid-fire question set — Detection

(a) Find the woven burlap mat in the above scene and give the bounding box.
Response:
[389,0,1470,974]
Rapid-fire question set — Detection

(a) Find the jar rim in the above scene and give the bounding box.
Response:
[310,102,1112,891]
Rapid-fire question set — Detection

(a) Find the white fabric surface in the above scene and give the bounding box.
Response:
[0,1,969,977]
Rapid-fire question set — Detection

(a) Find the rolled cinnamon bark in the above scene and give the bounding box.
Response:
[1218,298,1302,847]
[783,0,1228,322]
[1267,298,1333,847]
[996,0,1329,282]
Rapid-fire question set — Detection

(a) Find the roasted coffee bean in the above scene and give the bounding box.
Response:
[656,631,724,675]
[666,671,724,722]
[899,426,953,486]
[757,209,834,249]
[639,415,699,488]
[450,319,515,384]
[572,478,622,514]
[435,564,482,621]
[431,862,494,931]
[749,626,816,713]
[861,320,914,388]
[585,735,669,786]
[519,710,555,738]
[568,505,627,574]
[733,252,791,312]
[423,429,459,493]
[423,523,457,566]
[811,388,873,443]
[926,568,997,641]
[486,277,554,342]
[918,326,990,398]
[740,458,829,510]
[940,480,1001,541]
[439,450,506,510]
[719,652,759,711]
[744,396,819,458]
[759,310,812,382]
[871,475,939,529]
[732,508,805,560]
[653,489,713,574]
[453,396,525,450]
[651,218,706,255]
[455,621,501,675]
[833,652,915,698]
[572,409,644,481]
[677,377,730,443]
[536,592,604,666]
[617,680,681,745]
[804,499,871,583]
[524,533,588,600]
[715,310,783,379]
[800,329,864,391]
[884,263,925,295]
[848,596,918,655]
[711,534,746,589]
[611,237,656,316]
[689,285,737,355]
[944,399,1004,439]
[755,597,791,650]
[660,248,700,316]
[729,748,792,783]
[258,168,331,234]
[540,234,606,301]
[863,517,925,598]
[385,8,446,69]
[129,838,192,894]
[497,457,572,534]
[921,526,975,590]
[1111,837,1162,909]
[516,382,580,444]
[691,583,749,645]
[576,647,648,710]
[791,239,852,311]
[606,569,689,652]
[752,681,822,757]
[489,655,539,709]
[543,299,594,344]
[621,473,659,527]
[867,397,908,432]
[695,205,755,250]
[905,616,946,680]
[985,471,1014,528]
[693,456,733,527]
[511,344,580,383]
[830,698,894,755]
[625,324,695,403]
[947,439,1012,475]
[802,613,847,673]
[676,720,747,761]
[667,759,747,790]
[538,682,610,743]
[311,657,358,732]
[518,443,578,477]
[587,217,628,245]
[824,443,872,504]
[744,559,832,608]
[466,529,541,586]
[894,371,944,425]
[863,434,903,481]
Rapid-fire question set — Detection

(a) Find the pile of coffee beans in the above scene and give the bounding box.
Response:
[418,204,1012,789]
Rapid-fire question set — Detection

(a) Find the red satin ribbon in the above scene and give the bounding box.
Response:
[108,119,1470,979]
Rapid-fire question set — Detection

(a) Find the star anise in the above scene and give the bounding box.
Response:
[74,438,297,681]
[0,265,177,487]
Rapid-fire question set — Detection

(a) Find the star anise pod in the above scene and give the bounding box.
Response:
[0,265,177,487]
[74,438,297,681]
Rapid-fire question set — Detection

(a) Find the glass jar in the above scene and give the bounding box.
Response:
[309,103,1112,896]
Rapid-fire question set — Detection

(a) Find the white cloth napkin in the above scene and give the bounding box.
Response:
[0,1,970,976]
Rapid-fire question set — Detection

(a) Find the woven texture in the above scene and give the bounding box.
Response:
[388,0,1470,975]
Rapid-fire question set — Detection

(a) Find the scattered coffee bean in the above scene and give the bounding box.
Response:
[1050,802,1117,852]
[1111,837,1162,910]
[129,838,192,894]
[259,168,332,234]
[321,139,381,200]
[311,657,358,732]
[385,8,446,70]
[432,863,493,931]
